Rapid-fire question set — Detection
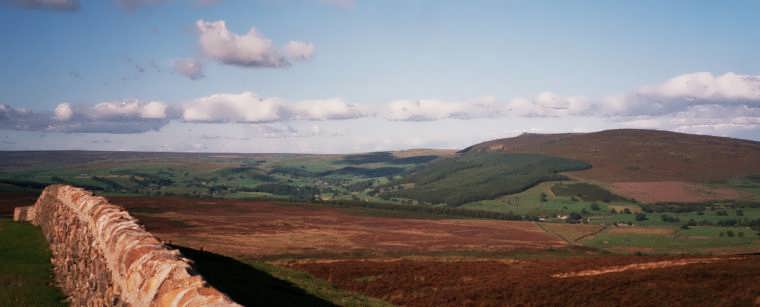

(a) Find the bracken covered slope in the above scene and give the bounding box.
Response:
[462,129,760,182]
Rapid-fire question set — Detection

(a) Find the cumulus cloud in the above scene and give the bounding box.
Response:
[2,92,367,134]
[618,104,760,137]
[3,71,758,138]
[173,58,205,80]
[183,92,283,123]
[4,0,79,11]
[1,103,167,134]
[640,72,760,102]
[182,92,366,123]
[507,92,592,117]
[600,72,760,116]
[0,104,42,130]
[54,103,73,121]
[492,73,760,118]
[195,20,314,68]
[85,100,169,120]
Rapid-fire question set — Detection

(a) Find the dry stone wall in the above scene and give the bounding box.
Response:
[15,185,240,307]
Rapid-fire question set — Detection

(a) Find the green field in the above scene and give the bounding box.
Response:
[0,151,440,203]
[461,181,631,218]
[383,152,590,206]
[0,220,65,306]
[582,225,760,254]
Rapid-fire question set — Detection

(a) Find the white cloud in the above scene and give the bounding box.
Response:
[1,103,167,134]
[284,41,315,61]
[54,103,73,121]
[618,104,760,137]
[88,100,168,120]
[195,20,314,68]
[173,58,205,80]
[602,72,760,116]
[3,71,759,140]
[639,72,760,102]
[183,92,283,123]
[182,92,366,123]
[6,0,79,10]
[507,92,592,117]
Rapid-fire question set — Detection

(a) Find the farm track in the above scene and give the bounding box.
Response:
[535,222,607,245]
[551,256,745,278]
[574,224,608,243]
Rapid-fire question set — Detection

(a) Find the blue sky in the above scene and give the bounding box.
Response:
[1,0,760,152]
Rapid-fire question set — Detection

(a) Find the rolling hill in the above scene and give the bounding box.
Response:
[461,129,760,183]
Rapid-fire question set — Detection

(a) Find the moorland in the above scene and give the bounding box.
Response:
[1,129,759,306]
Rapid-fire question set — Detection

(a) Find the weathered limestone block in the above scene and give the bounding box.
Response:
[17,185,240,307]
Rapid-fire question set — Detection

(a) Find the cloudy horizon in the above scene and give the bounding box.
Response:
[2,1,759,153]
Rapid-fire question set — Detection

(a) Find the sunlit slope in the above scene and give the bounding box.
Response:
[384,152,590,206]
[461,129,760,182]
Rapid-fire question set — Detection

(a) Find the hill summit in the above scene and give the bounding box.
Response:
[462,129,760,183]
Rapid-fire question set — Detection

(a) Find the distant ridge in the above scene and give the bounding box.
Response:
[462,129,760,182]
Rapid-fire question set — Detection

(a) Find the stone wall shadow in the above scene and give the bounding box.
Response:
[169,244,336,307]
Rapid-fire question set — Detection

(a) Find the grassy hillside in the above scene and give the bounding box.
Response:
[384,152,590,206]
[462,129,760,182]
[0,220,65,306]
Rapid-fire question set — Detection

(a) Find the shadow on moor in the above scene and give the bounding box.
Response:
[169,244,335,307]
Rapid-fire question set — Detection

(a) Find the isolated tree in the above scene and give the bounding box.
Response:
[590,203,600,211]
[635,213,648,221]
[566,212,583,224]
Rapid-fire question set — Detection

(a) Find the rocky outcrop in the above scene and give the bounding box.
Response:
[17,185,240,307]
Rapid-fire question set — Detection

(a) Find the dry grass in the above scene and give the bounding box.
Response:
[611,181,741,203]
[114,196,564,259]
